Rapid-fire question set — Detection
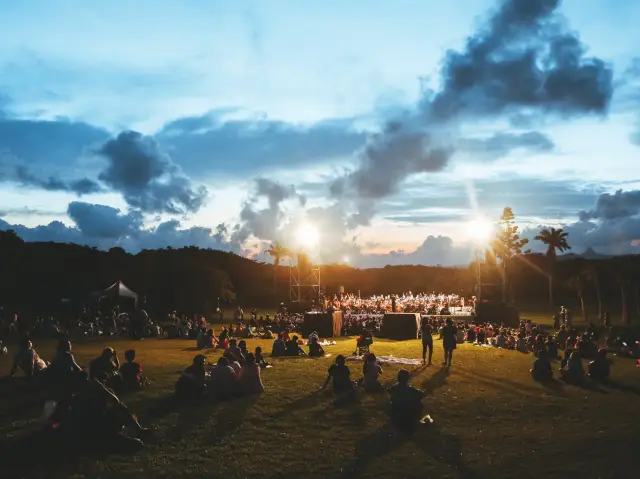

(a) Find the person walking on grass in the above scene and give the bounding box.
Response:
[441,318,457,367]
[420,318,433,366]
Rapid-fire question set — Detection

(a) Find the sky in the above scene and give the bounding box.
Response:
[1,0,640,267]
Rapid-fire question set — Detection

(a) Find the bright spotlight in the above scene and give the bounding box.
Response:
[469,217,493,243]
[295,222,319,249]
[342,255,350,264]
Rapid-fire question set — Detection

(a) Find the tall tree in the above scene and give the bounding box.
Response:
[491,207,529,303]
[582,263,603,320]
[534,227,571,307]
[265,242,291,293]
[566,273,587,322]
[613,261,630,325]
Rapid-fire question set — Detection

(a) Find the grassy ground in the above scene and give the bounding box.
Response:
[1,334,639,479]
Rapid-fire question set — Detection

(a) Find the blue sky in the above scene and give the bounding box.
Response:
[1,0,640,266]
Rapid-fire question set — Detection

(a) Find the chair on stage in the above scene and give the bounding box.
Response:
[354,330,373,356]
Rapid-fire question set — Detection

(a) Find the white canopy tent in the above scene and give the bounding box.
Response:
[91,281,138,306]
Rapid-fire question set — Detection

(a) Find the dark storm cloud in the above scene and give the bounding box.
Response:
[96,131,208,215]
[335,0,613,202]
[14,165,102,195]
[157,112,365,177]
[66,201,143,239]
[579,189,640,221]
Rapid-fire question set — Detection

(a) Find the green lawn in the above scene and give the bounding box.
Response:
[1,334,639,478]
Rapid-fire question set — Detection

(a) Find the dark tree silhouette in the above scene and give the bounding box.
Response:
[535,227,571,307]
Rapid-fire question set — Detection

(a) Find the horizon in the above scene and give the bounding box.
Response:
[1,0,639,267]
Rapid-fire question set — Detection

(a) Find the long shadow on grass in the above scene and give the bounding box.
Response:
[339,422,480,478]
[206,395,260,445]
[455,369,566,397]
[420,366,450,394]
[269,389,328,420]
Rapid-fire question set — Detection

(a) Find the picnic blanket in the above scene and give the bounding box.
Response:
[346,355,422,366]
[304,339,337,346]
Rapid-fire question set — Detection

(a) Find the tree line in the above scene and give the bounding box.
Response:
[1,207,639,324]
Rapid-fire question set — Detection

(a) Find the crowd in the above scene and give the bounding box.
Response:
[328,292,474,315]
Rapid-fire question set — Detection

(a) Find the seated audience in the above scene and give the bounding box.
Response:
[362,353,383,392]
[209,357,237,400]
[321,355,354,395]
[238,353,265,395]
[175,355,207,399]
[255,346,270,368]
[9,338,47,377]
[388,369,424,431]
[238,340,249,357]
[546,336,558,358]
[308,336,325,357]
[119,349,144,391]
[224,339,245,364]
[286,335,306,356]
[204,329,218,349]
[588,349,611,382]
[271,333,287,357]
[531,349,553,381]
[90,347,121,388]
[48,339,83,394]
[560,351,584,382]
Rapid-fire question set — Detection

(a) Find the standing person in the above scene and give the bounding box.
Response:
[441,318,457,367]
[420,319,433,366]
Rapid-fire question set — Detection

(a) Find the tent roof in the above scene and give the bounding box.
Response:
[92,281,138,301]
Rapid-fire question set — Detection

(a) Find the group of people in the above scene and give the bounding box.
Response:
[326,292,474,315]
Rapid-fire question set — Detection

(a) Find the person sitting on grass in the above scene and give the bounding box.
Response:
[286,335,306,356]
[119,349,144,391]
[361,353,383,392]
[224,339,245,364]
[90,347,121,389]
[218,327,230,349]
[255,346,270,368]
[560,351,584,383]
[204,329,218,349]
[588,349,611,382]
[578,333,598,359]
[388,369,425,431]
[9,338,48,378]
[271,333,286,357]
[209,356,237,400]
[52,371,150,452]
[238,353,264,395]
[321,355,354,396]
[531,349,553,381]
[238,340,249,358]
[175,354,207,399]
[308,336,325,358]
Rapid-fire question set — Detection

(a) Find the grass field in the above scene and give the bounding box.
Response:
[1,333,639,479]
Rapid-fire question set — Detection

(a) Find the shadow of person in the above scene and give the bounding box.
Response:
[421,366,450,394]
[207,394,260,445]
[599,379,640,395]
[269,389,326,420]
[338,424,407,478]
[411,423,481,478]
[538,378,566,396]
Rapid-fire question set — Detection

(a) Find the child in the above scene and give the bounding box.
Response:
[308,336,325,357]
[361,353,383,392]
[120,349,145,390]
[255,346,271,368]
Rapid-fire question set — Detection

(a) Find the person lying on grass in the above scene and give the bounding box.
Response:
[387,369,425,431]
[49,371,150,452]
[9,338,48,378]
[588,349,611,382]
[321,355,354,396]
[531,349,553,381]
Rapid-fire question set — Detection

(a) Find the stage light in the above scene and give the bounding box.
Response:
[295,222,319,249]
[342,255,350,264]
[469,217,493,243]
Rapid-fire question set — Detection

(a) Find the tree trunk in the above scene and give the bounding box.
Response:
[548,274,554,307]
[580,294,587,322]
[595,279,602,320]
[273,256,280,294]
[621,283,629,325]
[501,261,508,303]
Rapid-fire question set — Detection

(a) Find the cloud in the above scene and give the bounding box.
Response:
[0,202,238,253]
[334,0,613,203]
[14,165,102,195]
[579,189,640,221]
[0,206,65,218]
[96,131,208,214]
[157,112,365,177]
[459,131,555,159]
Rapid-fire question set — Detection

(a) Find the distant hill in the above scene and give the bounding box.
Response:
[557,248,612,262]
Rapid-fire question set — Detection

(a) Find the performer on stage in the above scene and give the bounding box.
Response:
[420,318,433,366]
[441,318,457,367]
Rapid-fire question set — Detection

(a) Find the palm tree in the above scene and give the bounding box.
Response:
[534,227,571,307]
[566,274,587,322]
[265,242,291,293]
[582,263,603,320]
